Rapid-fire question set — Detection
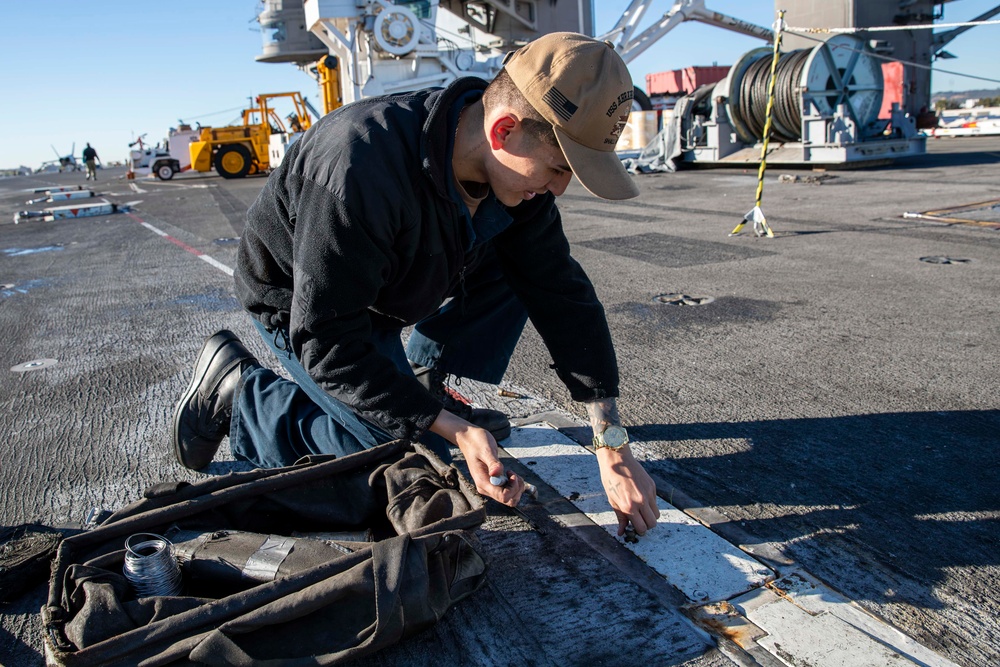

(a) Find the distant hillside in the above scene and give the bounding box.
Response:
[931,88,1000,103]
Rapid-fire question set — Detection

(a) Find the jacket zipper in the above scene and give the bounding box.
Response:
[458,265,468,316]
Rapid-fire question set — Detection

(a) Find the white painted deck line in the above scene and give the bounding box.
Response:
[506,425,960,667]
[735,587,913,667]
[144,181,210,188]
[504,424,772,603]
[771,573,961,667]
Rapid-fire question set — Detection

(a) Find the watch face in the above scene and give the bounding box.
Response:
[602,426,628,448]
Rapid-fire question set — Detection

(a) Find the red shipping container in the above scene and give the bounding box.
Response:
[645,66,730,95]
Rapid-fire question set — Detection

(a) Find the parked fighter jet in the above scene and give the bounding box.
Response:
[39,144,81,172]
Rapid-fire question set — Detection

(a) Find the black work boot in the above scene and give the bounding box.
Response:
[172,330,259,470]
[412,364,512,441]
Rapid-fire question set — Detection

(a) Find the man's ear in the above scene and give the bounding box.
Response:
[489,115,518,151]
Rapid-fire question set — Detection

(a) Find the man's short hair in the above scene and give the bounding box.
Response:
[482,69,559,148]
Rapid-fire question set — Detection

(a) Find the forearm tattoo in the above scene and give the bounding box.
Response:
[585,398,620,435]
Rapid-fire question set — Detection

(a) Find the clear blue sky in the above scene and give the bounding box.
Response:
[0,1,996,169]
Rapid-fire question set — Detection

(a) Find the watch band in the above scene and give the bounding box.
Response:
[593,425,629,451]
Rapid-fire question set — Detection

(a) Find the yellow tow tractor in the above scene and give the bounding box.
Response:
[189,91,314,179]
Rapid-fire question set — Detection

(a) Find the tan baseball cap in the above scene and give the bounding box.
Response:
[504,32,640,200]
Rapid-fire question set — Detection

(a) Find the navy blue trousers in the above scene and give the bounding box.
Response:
[229,250,528,468]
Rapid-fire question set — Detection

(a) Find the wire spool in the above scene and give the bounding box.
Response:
[801,34,884,133]
[726,34,884,144]
[123,533,183,598]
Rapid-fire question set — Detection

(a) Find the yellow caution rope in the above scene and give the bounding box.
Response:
[731,10,786,238]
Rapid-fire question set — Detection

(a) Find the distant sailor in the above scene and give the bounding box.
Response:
[82,143,99,181]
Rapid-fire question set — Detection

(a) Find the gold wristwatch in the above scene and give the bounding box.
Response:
[593,425,629,451]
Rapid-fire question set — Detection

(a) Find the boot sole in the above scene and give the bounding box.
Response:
[172,330,241,469]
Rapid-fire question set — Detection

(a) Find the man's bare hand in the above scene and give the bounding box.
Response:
[430,409,524,506]
[586,397,659,536]
[597,445,660,535]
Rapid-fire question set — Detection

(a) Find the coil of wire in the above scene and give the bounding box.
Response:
[733,48,811,143]
[123,533,183,597]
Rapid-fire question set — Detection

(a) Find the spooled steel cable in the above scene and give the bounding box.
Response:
[733,47,810,143]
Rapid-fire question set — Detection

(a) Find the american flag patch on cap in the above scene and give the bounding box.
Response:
[541,87,578,122]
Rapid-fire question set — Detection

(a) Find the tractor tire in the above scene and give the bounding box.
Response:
[214,144,253,179]
[155,162,176,180]
[633,87,653,111]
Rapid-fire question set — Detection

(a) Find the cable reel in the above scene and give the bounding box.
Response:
[373,4,421,57]
[724,34,884,144]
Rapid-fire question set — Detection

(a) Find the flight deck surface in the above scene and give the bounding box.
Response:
[1,138,997,666]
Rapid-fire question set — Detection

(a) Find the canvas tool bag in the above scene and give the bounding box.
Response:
[41,441,487,666]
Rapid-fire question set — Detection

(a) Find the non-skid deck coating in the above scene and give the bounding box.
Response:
[1,136,998,666]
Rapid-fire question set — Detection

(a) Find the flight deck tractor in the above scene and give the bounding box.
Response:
[128,127,199,181]
[188,91,316,178]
